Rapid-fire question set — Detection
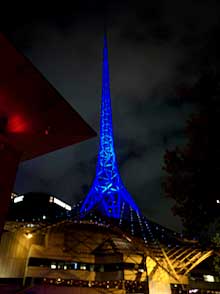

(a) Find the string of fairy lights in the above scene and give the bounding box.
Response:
[42,278,147,292]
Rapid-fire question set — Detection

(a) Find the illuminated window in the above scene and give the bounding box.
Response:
[203,274,215,282]
[51,263,56,269]
[80,264,87,270]
[72,262,77,270]
[14,195,24,203]
[216,200,220,204]
[53,197,72,211]
[49,196,71,211]
[64,265,67,270]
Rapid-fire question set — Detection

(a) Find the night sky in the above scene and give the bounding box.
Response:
[2,1,220,231]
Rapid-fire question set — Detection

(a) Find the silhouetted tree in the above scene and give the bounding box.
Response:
[162,71,220,247]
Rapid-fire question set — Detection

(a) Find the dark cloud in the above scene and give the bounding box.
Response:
[1,1,219,231]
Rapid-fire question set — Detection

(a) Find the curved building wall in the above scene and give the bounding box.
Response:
[1,222,201,294]
[0,228,36,278]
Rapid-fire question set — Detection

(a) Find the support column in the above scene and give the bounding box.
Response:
[0,134,21,238]
[147,257,172,294]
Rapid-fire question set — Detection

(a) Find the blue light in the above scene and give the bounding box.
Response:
[80,33,140,219]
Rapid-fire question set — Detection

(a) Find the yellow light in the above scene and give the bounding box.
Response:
[138,268,144,272]
[25,232,33,239]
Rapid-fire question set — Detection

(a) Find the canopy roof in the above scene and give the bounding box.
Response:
[0,33,96,161]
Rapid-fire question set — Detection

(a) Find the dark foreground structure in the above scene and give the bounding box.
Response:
[0,34,220,294]
[0,33,96,238]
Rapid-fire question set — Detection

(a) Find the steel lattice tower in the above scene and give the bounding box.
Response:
[80,33,140,219]
[77,35,210,280]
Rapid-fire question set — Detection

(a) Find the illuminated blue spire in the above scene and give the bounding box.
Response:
[80,32,139,219]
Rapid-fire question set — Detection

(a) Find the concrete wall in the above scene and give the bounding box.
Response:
[0,230,33,278]
[1,226,191,294]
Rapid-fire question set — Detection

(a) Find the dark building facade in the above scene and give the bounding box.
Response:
[8,192,71,223]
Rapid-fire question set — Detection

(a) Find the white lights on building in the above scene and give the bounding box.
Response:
[189,289,199,293]
[51,263,56,269]
[49,196,71,211]
[54,197,71,211]
[216,199,220,204]
[26,224,35,228]
[14,195,24,203]
[203,274,215,282]
[72,262,77,270]
[11,192,18,199]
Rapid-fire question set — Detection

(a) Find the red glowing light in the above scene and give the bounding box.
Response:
[7,114,28,133]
